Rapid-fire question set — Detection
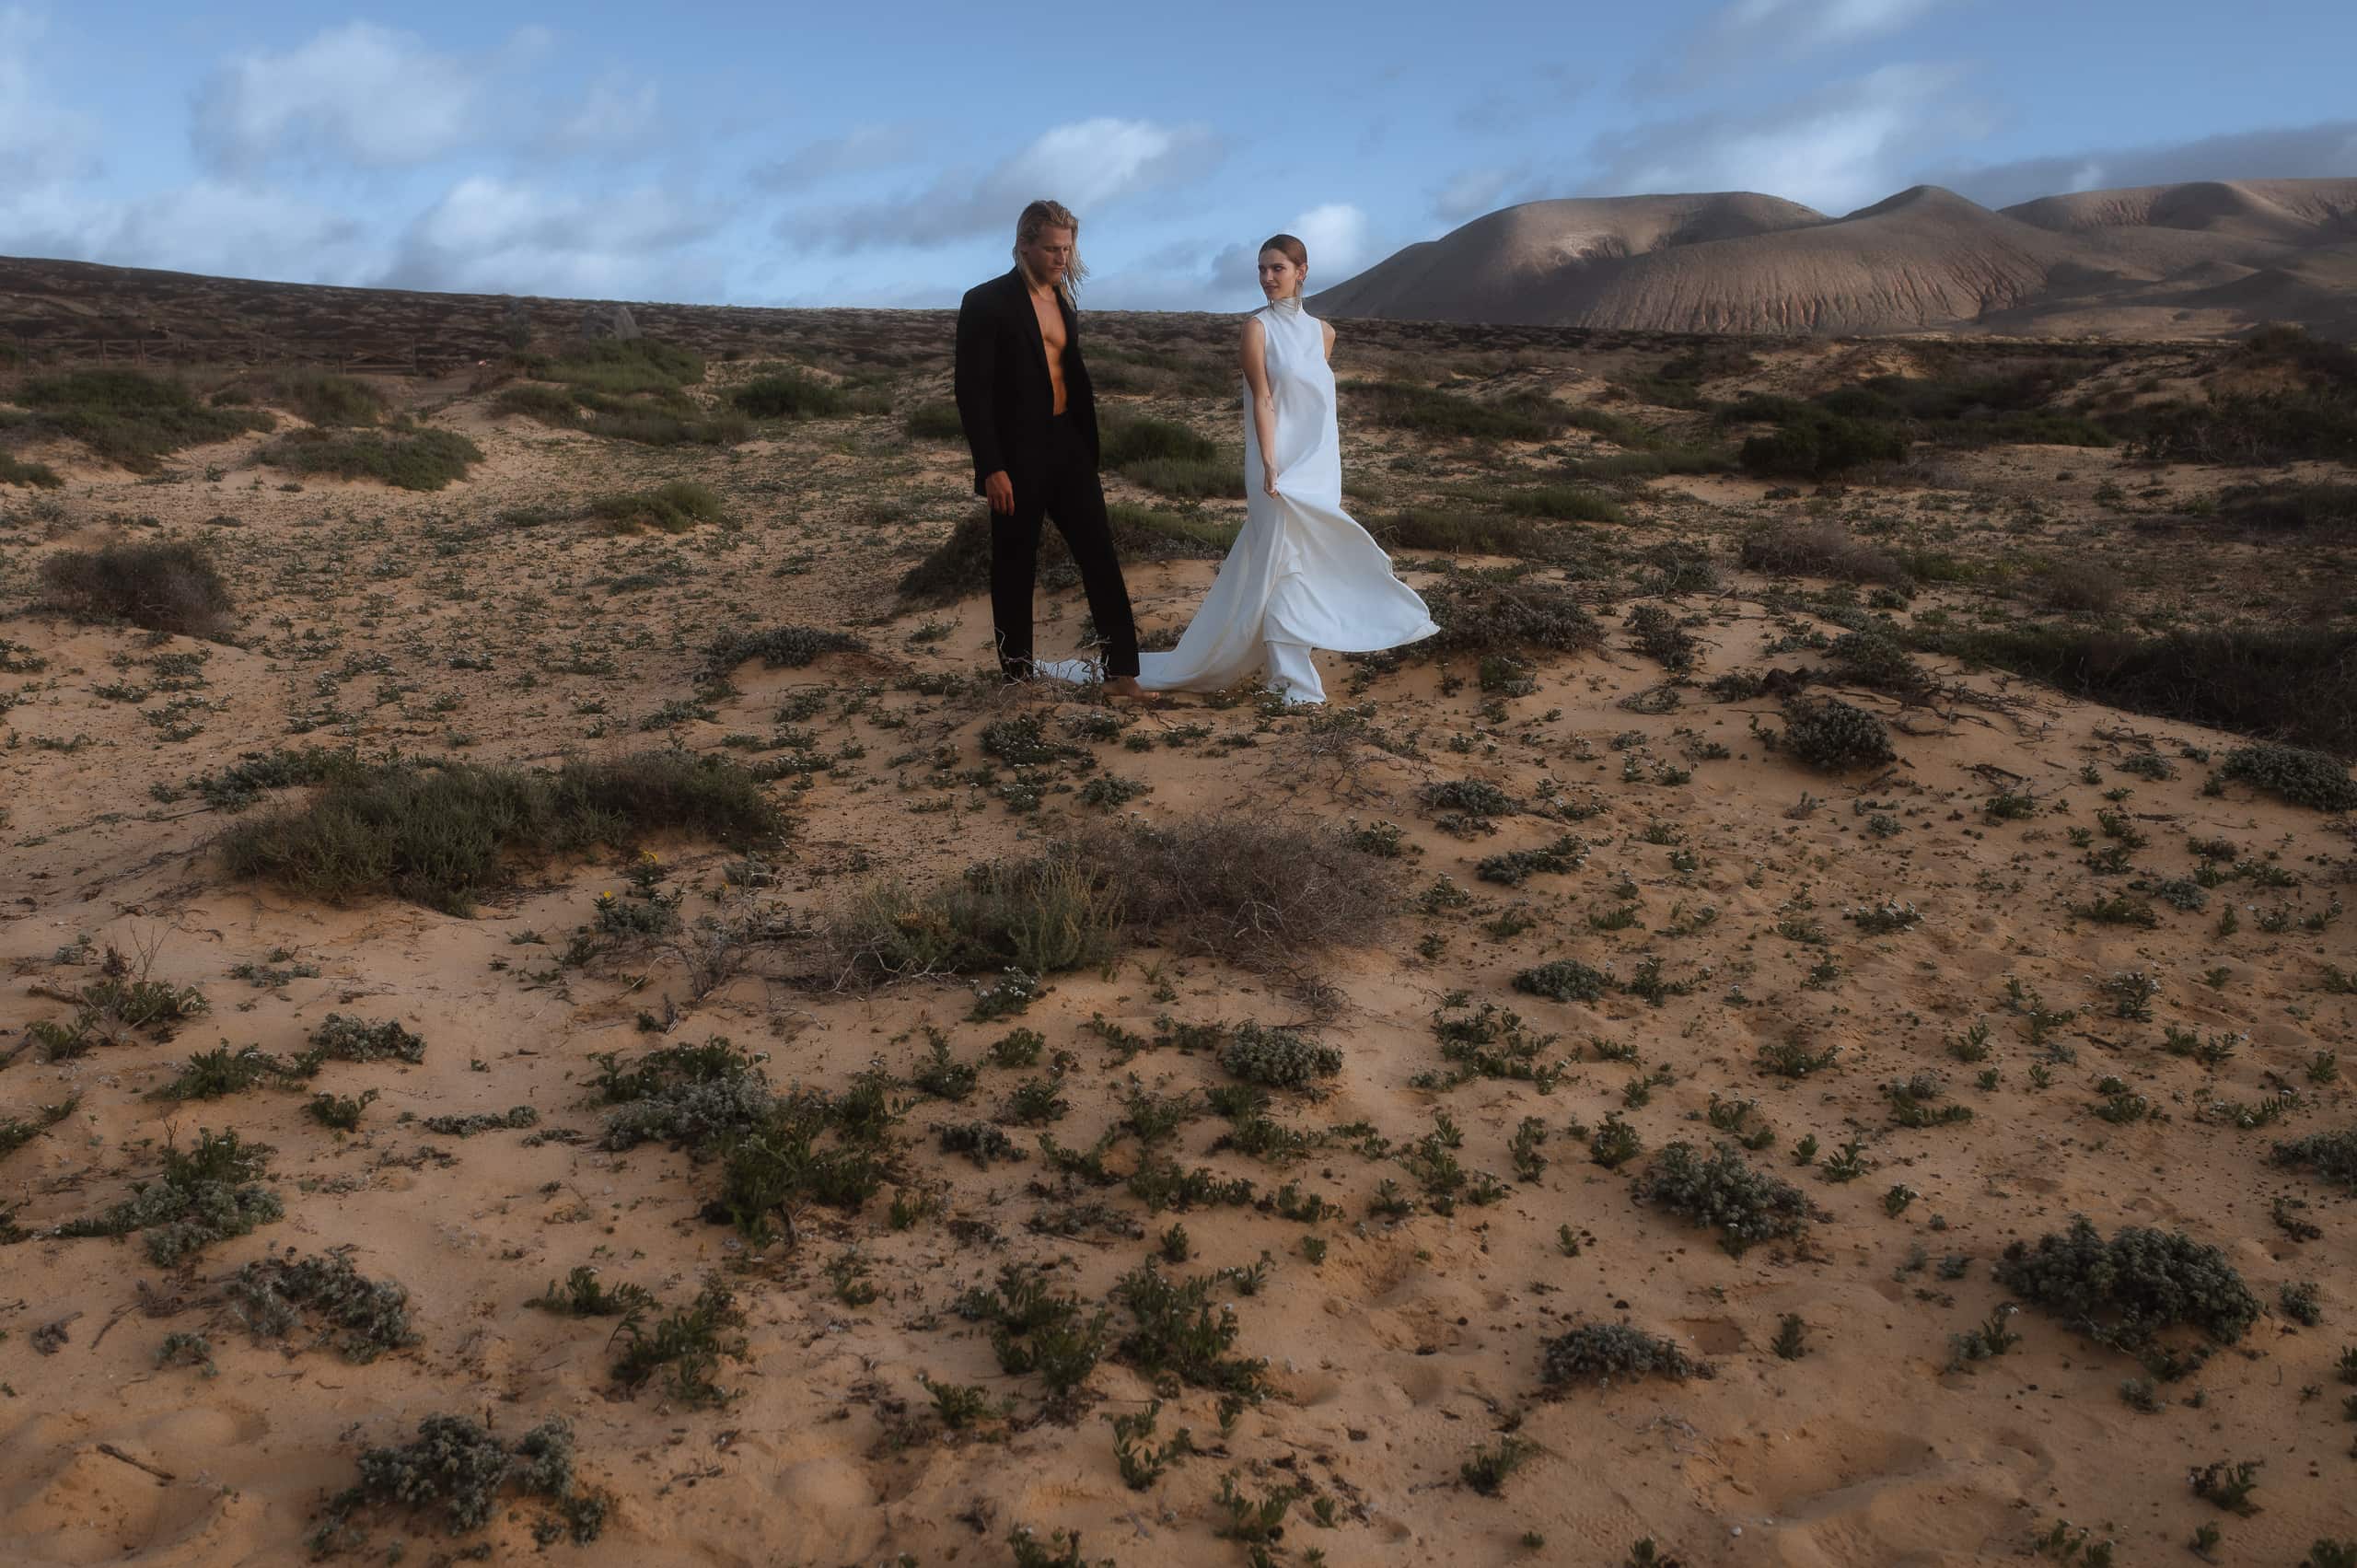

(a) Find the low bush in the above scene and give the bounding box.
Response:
[52,1128,281,1263]
[1739,521,1906,586]
[244,369,385,427]
[14,369,273,472]
[522,338,703,394]
[1633,1141,1811,1256]
[1540,1322,1704,1387]
[2037,559,2127,615]
[1995,1216,2260,1360]
[1730,401,1910,479]
[2212,481,2357,535]
[259,427,483,490]
[227,1247,418,1362]
[217,751,784,914]
[0,451,63,488]
[39,540,234,637]
[1416,575,1604,660]
[1912,624,2357,759]
[834,817,1397,978]
[1369,509,1546,556]
[2121,392,2357,466]
[1776,693,1897,771]
[2271,1127,2357,1190]
[311,1414,610,1553]
[1219,1024,1341,1088]
[597,1037,773,1152]
[1502,484,1628,524]
[581,406,751,447]
[2216,743,2357,811]
[1513,958,1608,1003]
[1345,381,1567,442]
[583,481,727,534]
[901,401,963,441]
[732,371,849,420]
[1120,454,1240,499]
[1101,413,1218,468]
[701,624,866,679]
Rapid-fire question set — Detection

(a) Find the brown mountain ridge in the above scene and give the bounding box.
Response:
[1312,177,2357,340]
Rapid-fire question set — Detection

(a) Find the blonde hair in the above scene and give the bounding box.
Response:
[1014,199,1087,301]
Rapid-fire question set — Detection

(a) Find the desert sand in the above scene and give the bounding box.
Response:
[1,293,2354,1568]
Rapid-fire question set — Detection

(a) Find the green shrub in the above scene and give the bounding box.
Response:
[0,1095,78,1163]
[312,1414,610,1552]
[901,401,964,440]
[1735,407,1909,479]
[1218,1024,1341,1088]
[0,451,63,488]
[1911,624,2357,759]
[581,406,750,447]
[732,371,849,419]
[1417,575,1603,659]
[598,1037,773,1151]
[1513,958,1608,1003]
[492,383,586,425]
[1369,509,1544,556]
[259,427,483,490]
[1502,484,1628,524]
[2122,392,2357,465]
[1118,454,1240,499]
[1633,1141,1811,1256]
[1345,382,1565,442]
[1539,1322,1703,1387]
[15,369,273,472]
[1777,694,1896,770]
[309,1014,426,1064]
[2216,744,2357,811]
[611,1279,749,1405]
[1101,413,1218,468]
[2272,1127,2357,1190]
[256,369,386,427]
[523,338,703,394]
[218,751,784,914]
[227,1248,418,1361]
[583,481,726,534]
[702,624,866,679]
[52,1127,281,1263]
[2212,481,2357,534]
[1739,521,1906,586]
[1995,1216,2260,1358]
[39,539,234,637]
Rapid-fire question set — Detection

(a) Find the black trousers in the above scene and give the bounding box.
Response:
[990,414,1140,679]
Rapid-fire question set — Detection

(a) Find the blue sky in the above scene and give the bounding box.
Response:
[3,0,2352,309]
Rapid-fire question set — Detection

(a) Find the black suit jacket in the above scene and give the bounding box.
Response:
[953,267,1099,499]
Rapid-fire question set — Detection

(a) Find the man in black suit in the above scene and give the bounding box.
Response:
[954,198,1143,693]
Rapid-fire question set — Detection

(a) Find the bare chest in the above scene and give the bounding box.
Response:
[1029,294,1068,359]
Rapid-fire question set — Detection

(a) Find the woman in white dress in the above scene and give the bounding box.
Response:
[1132,233,1438,705]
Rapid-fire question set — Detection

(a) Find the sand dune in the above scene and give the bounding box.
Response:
[1315,177,2357,338]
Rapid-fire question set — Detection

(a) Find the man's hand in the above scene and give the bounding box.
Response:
[985,471,1015,516]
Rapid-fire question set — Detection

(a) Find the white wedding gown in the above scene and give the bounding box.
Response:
[1046,296,1437,704]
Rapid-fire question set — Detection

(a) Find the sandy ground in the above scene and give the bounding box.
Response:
[1,332,2354,1568]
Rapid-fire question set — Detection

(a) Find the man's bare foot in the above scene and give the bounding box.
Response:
[1102,676,1147,699]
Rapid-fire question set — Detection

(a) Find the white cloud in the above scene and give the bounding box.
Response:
[1433,168,1521,223]
[1288,203,1374,288]
[0,6,99,191]
[192,21,482,170]
[0,180,374,285]
[781,116,1222,251]
[1656,0,1965,87]
[1931,119,2357,209]
[1585,63,1990,214]
[381,174,725,297]
[753,123,923,192]
[543,75,663,153]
